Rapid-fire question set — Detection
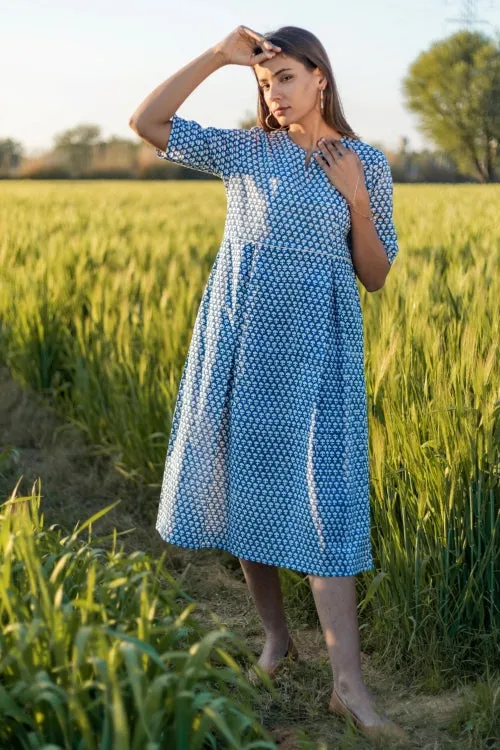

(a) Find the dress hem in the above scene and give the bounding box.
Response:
[156,526,375,578]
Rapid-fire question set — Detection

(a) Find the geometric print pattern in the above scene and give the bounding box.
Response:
[155,114,399,576]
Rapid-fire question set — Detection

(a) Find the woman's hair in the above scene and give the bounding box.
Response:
[252,26,360,141]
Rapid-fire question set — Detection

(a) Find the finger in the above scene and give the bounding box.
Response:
[334,141,349,156]
[315,151,330,168]
[322,139,341,155]
[313,153,328,171]
[332,140,346,153]
[258,37,281,52]
[260,42,281,53]
[318,138,330,153]
[242,27,281,51]
[321,141,343,165]
[240,25,263,41]
[252,51,278,64]
[318,142,333,162]
[251,43,280,60]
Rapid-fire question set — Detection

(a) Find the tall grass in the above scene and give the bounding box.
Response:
[0,180,498,677]
[361,187,500,677]
[0,477,277,749]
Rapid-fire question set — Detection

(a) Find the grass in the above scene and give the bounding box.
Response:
[0,179,499,747]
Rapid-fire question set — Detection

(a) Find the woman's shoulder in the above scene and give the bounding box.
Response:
[345,137,392,188]
[345,136,387,164]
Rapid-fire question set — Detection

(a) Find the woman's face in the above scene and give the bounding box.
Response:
[254,53,323,125]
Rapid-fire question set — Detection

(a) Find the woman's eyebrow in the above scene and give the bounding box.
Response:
[257,67,293,83]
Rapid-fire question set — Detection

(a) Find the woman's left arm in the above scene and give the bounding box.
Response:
[315,140,398,291]
[346,186,391,292]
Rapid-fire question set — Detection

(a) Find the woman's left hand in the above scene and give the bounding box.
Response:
[314,138,366,203]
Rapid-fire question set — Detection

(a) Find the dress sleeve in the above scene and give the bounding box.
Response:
[368,154,399,266]
[155,113,259,179]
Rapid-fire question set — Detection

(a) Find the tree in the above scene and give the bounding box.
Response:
[239,111,258,130]
[0,139,24,174]
[53,124,102,177]
[402,30,500,182]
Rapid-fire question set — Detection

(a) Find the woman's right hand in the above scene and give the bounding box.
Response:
[213,25,282,67]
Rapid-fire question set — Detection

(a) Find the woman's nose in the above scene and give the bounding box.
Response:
[268,84,281,98]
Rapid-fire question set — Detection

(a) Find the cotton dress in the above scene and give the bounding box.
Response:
[155,113,399,577]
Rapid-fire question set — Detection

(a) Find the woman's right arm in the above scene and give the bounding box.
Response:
[128,46,226,151]
[128,26,281,152]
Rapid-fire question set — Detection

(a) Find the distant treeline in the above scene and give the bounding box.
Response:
[0,129,491,183]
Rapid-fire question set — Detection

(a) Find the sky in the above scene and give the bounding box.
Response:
[2,0,500,157]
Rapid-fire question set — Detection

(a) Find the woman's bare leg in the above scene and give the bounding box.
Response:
[308,573,389,725]
[239,557,291,670]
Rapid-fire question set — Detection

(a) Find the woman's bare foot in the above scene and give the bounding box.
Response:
[329,681,409,743]
[332,679,390,726]
[256,629,291,672]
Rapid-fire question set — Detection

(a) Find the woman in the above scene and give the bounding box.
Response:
[130,25,405,742]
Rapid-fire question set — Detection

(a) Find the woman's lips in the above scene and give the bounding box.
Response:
[274,107,289,115]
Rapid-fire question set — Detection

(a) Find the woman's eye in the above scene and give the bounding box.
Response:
[261,75,292,91]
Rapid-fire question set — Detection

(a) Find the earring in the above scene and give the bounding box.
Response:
[320,88,325,113]
[265,112,281,130]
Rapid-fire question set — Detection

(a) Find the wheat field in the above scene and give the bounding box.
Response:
[0,179,498,674]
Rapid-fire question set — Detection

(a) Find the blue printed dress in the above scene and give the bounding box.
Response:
[155,113,399,576]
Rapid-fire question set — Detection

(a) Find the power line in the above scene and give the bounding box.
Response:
[444,0,496,29]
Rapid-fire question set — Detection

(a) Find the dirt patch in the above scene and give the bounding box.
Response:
[0,363,181,564]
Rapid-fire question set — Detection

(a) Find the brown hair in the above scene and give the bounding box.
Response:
[252,26,360,140]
